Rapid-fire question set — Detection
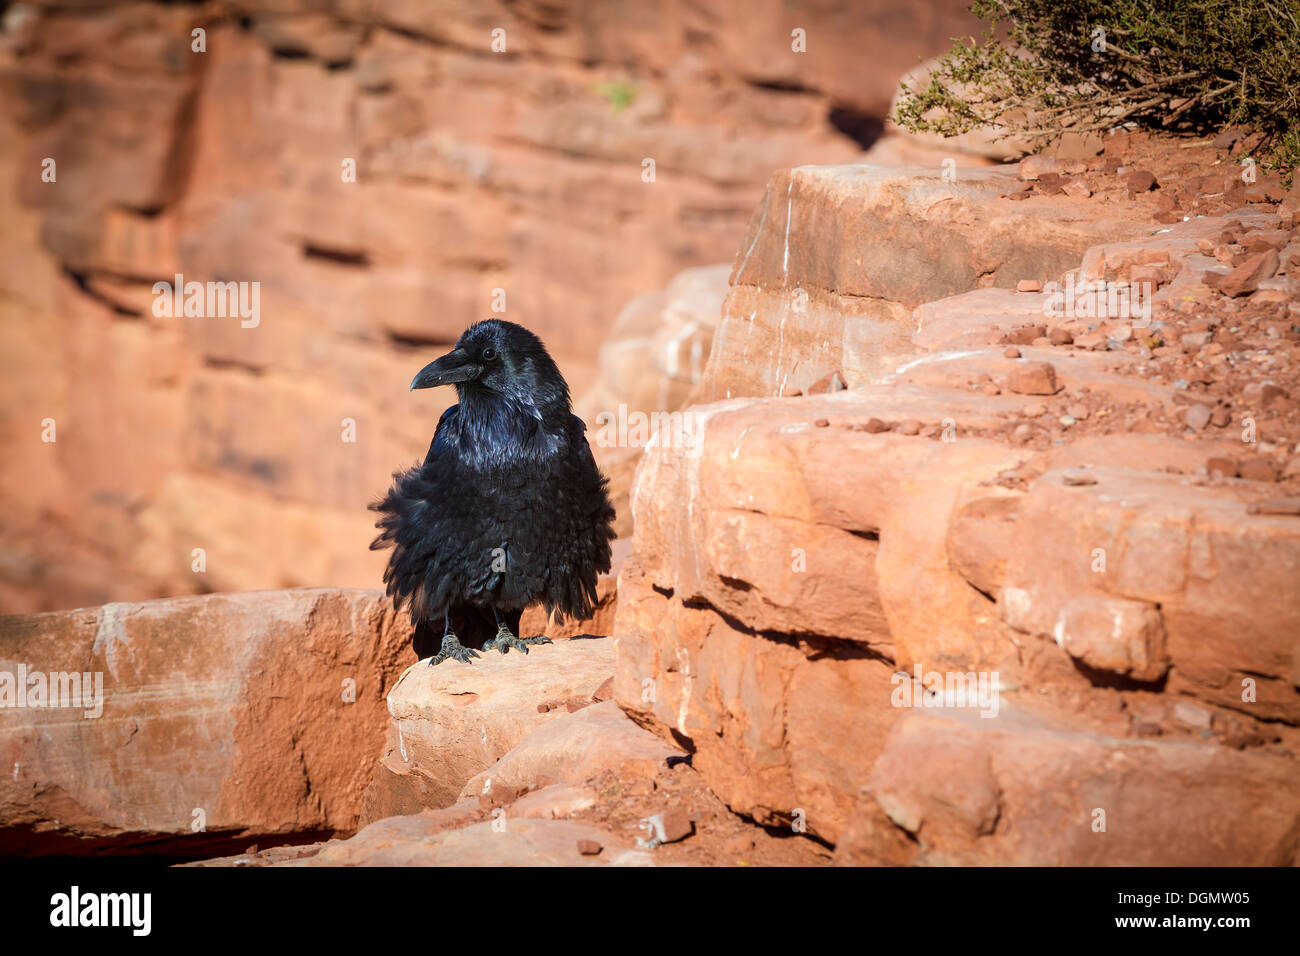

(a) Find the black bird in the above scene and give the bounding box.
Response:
[370,319,616,665]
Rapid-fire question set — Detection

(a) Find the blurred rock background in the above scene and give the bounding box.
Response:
[0,0,978,612]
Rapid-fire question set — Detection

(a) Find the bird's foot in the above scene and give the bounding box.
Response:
[484,627,553,655]
[429,631,480,666]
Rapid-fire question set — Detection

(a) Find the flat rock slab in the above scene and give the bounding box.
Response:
[368,637,615,814]
[461,700,683,802]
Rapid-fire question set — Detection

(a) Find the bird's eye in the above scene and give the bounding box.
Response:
[482,348,497,361]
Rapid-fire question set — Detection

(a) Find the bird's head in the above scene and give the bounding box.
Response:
[410,319,570,416]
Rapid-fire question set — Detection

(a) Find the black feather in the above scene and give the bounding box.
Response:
[370,319,616,656]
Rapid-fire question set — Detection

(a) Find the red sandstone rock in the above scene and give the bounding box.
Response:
[0,589,412,856]
[1205,250,1280,297]
[837,705,1300,865]
[365,638,615,817]
[1005,362,1061,395]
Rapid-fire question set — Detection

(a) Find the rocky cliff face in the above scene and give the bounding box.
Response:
[0,0,977,613]
[613,134,1300,863]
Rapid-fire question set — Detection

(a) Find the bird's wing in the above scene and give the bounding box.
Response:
[424,404,459,464]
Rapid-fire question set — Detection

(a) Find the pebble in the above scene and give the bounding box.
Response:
[1006,361,1061,396]
[1184,404,1211,430]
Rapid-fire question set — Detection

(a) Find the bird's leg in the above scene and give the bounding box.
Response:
[483,606,553,655]
[430,609,480,666]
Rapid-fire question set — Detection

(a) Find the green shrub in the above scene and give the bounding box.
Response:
[892,0,1300,171]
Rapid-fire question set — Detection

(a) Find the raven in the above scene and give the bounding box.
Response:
[370,319,616,665]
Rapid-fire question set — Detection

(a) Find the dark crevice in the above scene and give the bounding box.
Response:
[748,77,818,95]
[385,330,458,350]
[1069,657,1168,692]
[827,105,885,150]
[0,825,336,862]
[62,268,142,318]
[847,528,879,541]
[202,355,264,376]
[680,595,893,665]
[302,243,371,267]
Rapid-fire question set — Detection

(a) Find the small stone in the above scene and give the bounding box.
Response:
[1016,279,1042,293]
[1205,457,1238,478]
[641,808,693,846]
[1205,250,1280,298]
[807,370,846,394]
[1062,179,1092,199]
[1260,384,1290,408]
[1022,403,1047,417]
[1002,325,1047,345]
[591,676,614,702]
[981,383,1001,396]
[1132,721,1163,738]
[1238,458,1278,482]
[862,417,891,433]
[1048,327,1074,346]
[1006,362,1061,395]
[1004,346,1021,359]
[898,419,922,436]
[1181,332,1212,348]
[1209,406,1231,428]
[1059,415,1076,427]
[1172,702,1213,731]
[1184,404,1212,430]
[1011,423,1035,444]
[1062,468,1097,486]
[780,386,803,397]
[1066,404,1088,420]
[1125,169,1158,193]
[577,839,603,856]
[814,418,829,428]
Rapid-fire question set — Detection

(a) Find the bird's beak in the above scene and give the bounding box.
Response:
[410,348,480,390]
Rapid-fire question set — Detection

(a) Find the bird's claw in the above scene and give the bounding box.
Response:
[485,628,553,655]
[430,632,479,666]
